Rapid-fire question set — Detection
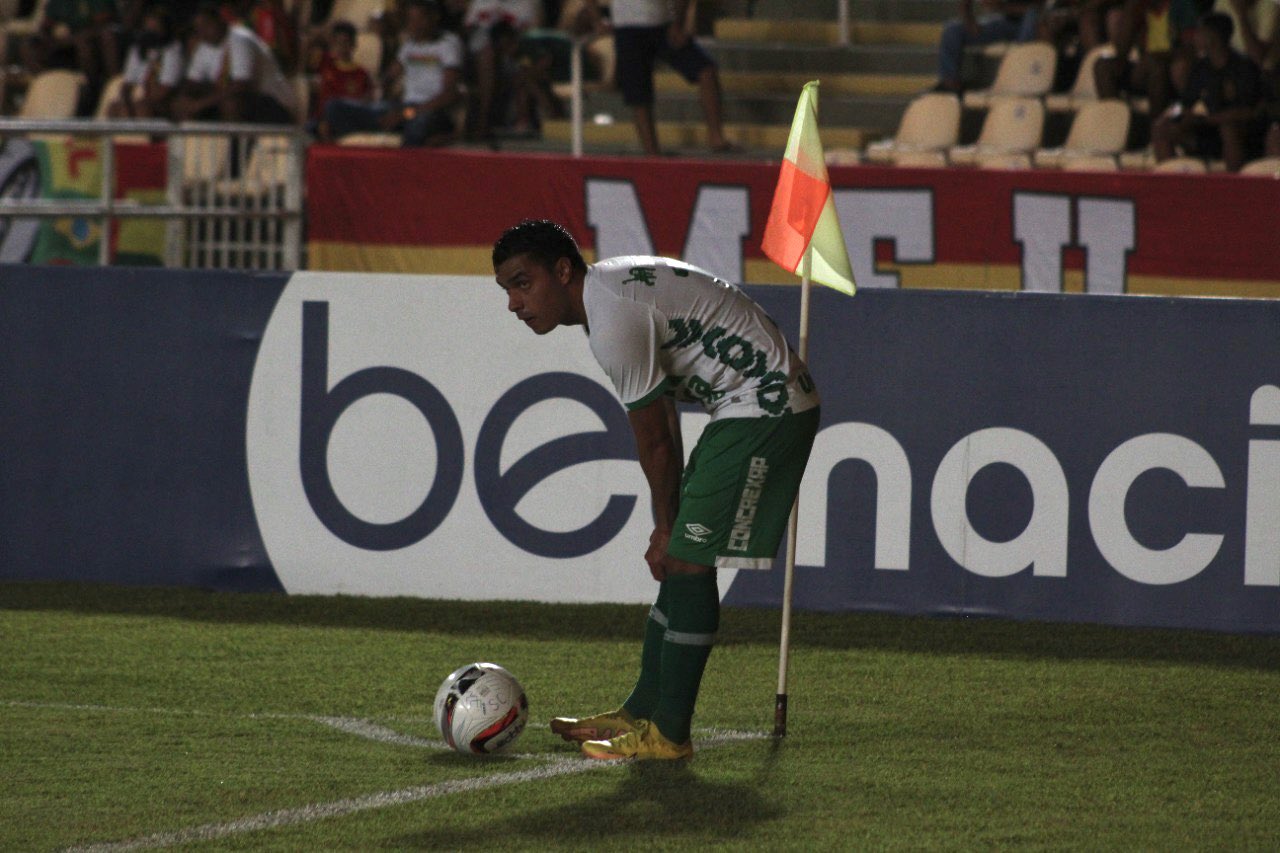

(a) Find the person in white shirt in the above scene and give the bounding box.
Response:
[323,0,463,146]
[108,6,183,119]
[173,2,298,123]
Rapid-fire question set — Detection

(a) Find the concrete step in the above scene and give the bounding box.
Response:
[540,118,872,153]
[656,69,936,97]
[747,0,955,22]
[714,17,943,46]
[578,88,904,132]
[709,42,940,75]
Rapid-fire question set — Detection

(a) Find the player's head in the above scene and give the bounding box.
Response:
[193,2,228,44]
[330,20,357,56]
[492,219,587,276]
[404,0,441,39]
[492,220,587,335]
[1197,12,1233,53]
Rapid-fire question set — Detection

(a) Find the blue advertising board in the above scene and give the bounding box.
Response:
[1,265,1277,632]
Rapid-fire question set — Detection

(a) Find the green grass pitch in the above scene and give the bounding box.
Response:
[3,581,1280,850]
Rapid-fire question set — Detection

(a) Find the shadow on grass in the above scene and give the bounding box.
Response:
[4,581,1279,671]
[389,760,782,849]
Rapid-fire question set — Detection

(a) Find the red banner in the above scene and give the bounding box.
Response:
[305,147,1280,297]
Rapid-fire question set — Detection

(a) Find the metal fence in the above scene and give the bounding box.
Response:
[0,120,305,269]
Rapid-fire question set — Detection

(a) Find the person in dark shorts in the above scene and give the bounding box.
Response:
[583,0,737,155]
[1152,12,1265,171]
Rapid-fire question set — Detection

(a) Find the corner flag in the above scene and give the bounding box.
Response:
[764,81,855,739]
[761,80,856,296]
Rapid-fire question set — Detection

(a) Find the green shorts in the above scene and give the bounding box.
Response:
[667,407,820,570]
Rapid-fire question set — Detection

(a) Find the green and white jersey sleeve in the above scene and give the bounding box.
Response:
[583,256,820,420]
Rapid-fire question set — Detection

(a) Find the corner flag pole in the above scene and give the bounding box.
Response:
[774,248,813,738]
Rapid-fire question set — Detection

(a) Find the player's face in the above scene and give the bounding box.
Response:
[495,253,572,335]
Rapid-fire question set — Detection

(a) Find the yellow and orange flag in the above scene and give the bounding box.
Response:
[761,81,856,296]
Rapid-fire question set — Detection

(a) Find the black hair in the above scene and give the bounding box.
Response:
[492,219,588,275]
[1200,11,1233,45]
[330,20,357,40]
[405,0,442,15]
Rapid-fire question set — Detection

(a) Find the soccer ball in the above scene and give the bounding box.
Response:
[433,662,529,754]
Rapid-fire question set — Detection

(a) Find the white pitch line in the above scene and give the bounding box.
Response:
[303,716,446,750]
[64,730,767,853]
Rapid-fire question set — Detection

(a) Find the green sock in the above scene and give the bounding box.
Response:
[622,582,668,719]
[650,572,719,744]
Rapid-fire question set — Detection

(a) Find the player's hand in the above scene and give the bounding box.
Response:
[645,528,672,581]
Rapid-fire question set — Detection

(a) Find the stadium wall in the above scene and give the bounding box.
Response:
[305,148,1280,299]
[3,265,1279,633]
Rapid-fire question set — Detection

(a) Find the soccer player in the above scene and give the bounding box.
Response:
[492,219,820,760]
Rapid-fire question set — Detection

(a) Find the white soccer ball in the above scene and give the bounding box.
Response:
[433,662,529,754]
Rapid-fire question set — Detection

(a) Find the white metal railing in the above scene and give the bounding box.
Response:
[0,119,304,269]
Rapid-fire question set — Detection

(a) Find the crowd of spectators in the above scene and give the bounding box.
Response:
[0,0,622,146]
[932,0,1280,170]
[4,0,1279,166]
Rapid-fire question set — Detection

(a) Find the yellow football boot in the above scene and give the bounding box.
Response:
[549,708,639,743]
[580,719,694,761]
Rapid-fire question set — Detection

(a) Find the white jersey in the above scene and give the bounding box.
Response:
[584,256,820,421]
[398,32,463,104]
[122,41,184,89]
[185,25,297,117]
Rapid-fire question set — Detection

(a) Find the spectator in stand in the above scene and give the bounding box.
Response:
[1152,11,1265,169]
[1037,0,1113,89]
[107,5,183,118]
[249,0,299,72]
[311,20,375,139]
[932,0,1044,93]
[1094,0,1201,118]
[323,0,463,146]
[580,0,736,155]
[172,1,298,123]
[464,0,541,139]
[21,0,121,84]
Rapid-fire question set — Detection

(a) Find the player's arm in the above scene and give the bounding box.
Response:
[628,395,683,580]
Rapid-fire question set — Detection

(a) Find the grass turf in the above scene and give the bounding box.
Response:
[2,581,1279,850]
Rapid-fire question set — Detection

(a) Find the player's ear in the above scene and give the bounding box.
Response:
[554,256,573,285]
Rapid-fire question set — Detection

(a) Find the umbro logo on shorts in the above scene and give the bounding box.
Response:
[684,523,712,543]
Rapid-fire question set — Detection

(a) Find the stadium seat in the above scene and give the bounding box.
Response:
[1152,156,1208,174]
[948,96,1044,165]
[1045,44,1112,113]
[1240,156,1280,177]
[975,151,1032,169]
[335,132,400,146]
[1032,99,1130,168]
[0,0,49,43]
[92,74,127,120]
[18,69,86,119]
[891,149,949,167]
[863,92,961,165]
[962,42,1057,109]
[1060,154,1120,172]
